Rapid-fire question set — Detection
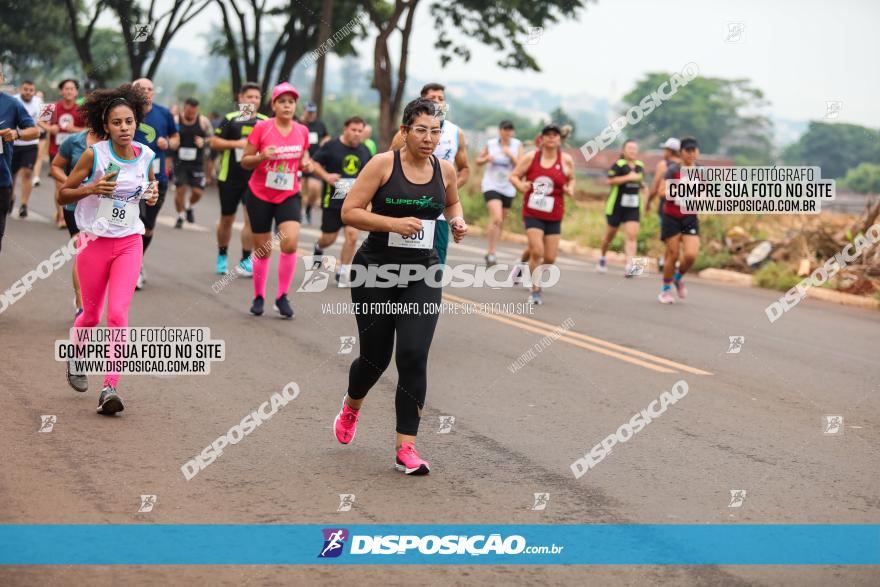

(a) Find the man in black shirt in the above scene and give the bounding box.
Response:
[311,116,372,285]
[209,82,267,276]
[173,97,213,228]
[302,101,330,225]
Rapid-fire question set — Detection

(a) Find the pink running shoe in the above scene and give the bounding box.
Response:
[658,290,675,304]
[674,280,687,299]
[333,397,359,444]
[395,442,430,475]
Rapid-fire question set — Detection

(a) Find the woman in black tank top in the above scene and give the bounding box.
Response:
[329,98,468,475]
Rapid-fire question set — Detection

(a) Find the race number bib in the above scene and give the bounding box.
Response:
[266,171,294,190]
[332,178,355,199]
[97,198,137,228]
[234,148,244,162]
[621,193,639,208]
[388,220,435,249]
[309,132,319,145]
[528,194,555,213]
[178,147,198,161]
[151,158,160,175]
[56,132,70,146]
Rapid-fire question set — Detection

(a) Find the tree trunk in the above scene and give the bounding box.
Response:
[369,0,414,149]
[312,0,334,116]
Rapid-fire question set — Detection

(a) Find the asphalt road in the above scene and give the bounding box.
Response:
[1,180,878,586]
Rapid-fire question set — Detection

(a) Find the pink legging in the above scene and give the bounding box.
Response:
[74,233,143,388]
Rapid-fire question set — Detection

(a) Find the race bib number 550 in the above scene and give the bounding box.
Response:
[388,220,435,249]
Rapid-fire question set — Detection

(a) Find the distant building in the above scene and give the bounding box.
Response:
[564,148,734,178]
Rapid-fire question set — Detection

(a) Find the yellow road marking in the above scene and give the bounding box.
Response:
[442,292,712,376]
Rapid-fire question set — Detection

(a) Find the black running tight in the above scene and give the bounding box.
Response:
[347,251,442,436]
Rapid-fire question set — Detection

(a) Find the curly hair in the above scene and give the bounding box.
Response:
[80,84,148,139]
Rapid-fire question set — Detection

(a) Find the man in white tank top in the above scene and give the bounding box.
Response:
[389,83,469,265]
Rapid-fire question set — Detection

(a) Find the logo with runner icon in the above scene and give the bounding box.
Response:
[338,336,356,354]
[38,415,57,433]
[298,255,336,293]
[823,415,843,435]
[437,415,455,434]
[728,490,746,508]
[337,494,356,512]
[138,494,158,513]
[318,528,349,558]
[726,336,745,354]
[531,492,550,511]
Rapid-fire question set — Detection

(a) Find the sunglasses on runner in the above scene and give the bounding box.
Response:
[406,126,442,139]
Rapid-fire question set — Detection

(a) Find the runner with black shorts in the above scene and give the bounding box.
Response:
[0,63,38,253]
[333,97,468,474]
[11,80,42,218]
[598,139,646,277]
[647,137,680,271]
[211,82,266,276]
[476,120,521,266]
[509,124,575,306]
[240,82,329,318]
[301,101,330,225]
[658,136,700,304]
[132,78,179,289]
[172,97,212,228]
[311,116,372,285]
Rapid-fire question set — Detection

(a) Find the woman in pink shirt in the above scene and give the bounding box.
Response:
[240,82,335,318]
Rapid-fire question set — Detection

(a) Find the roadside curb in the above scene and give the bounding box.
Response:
[465,226,879,311]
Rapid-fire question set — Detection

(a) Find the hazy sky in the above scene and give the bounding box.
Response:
[165,0,878,126]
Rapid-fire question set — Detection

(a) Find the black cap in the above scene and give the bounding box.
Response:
[541,124,562,136]
[499,120,515,130]
[680,136,699,150]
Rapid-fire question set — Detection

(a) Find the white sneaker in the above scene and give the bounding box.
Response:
[136,269,145,290]
[32,176,40,187]
[597,256,608,273]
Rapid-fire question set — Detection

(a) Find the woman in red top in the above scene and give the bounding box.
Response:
[510,124,575,306]
[240,82,336,318]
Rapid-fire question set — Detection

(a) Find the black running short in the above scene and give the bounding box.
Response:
[174,164,206,188]
[218,182,247,216]
[63,208,79,237]
[483,190,513,209]
[524,216,561,236]
[245,190,301,233]
[138,180,168,231]
[606,206,640,228]
[320,207,344,234]
[661,213,699,240]
[11,144,38,174]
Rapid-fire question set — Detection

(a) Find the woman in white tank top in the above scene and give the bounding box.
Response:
[58,84,159,415]
[476,120,522,266]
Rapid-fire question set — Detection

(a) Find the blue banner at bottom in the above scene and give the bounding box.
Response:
[0,524,877,565]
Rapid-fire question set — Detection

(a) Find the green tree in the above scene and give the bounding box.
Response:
[365,0,590,148]
[842,163,880,194]
[0,0,68,73]
[619,75,772,156]
[783,122,880,178]
[213,0,363,103]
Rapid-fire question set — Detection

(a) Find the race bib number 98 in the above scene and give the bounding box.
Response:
[97,198,137,228]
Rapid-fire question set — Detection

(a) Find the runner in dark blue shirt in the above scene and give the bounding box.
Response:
[0,64,39,253]
[132,77,180,289]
